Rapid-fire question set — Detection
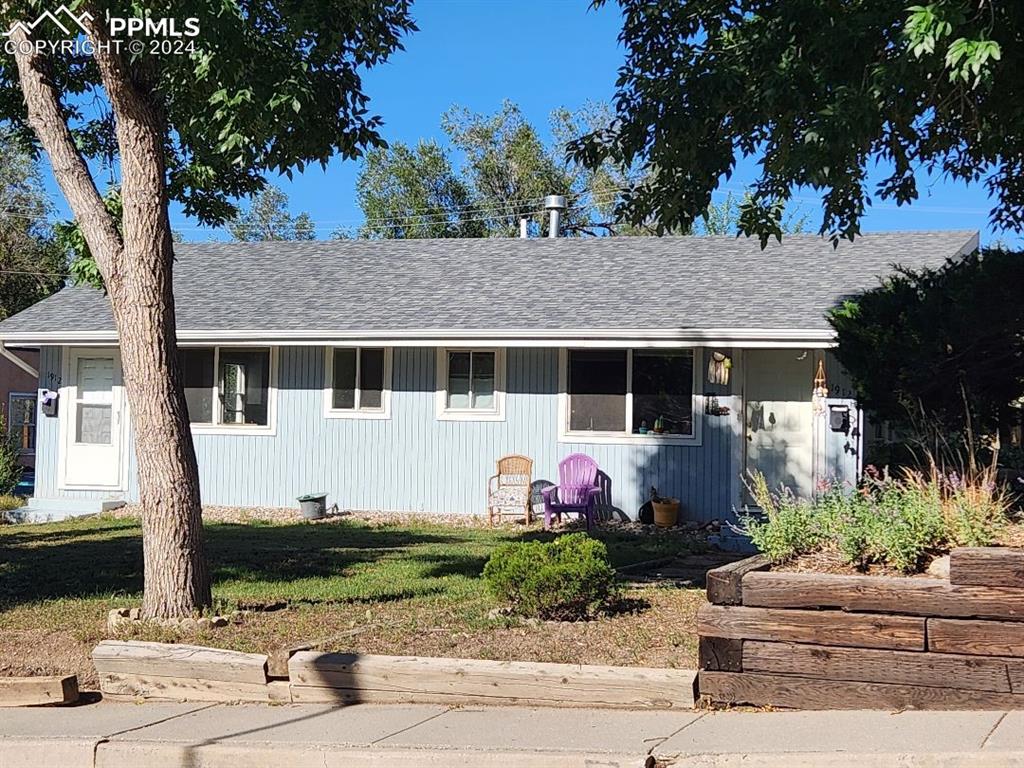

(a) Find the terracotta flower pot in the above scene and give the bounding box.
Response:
[652,499,680,528]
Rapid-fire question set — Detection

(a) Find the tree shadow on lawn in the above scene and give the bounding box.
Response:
[0,518,489,611]
[0,516,704,611]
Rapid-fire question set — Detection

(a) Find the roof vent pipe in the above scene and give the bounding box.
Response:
[544,195,566,238]
[519,217,529,239]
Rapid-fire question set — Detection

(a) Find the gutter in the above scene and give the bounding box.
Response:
[0,327,839,349]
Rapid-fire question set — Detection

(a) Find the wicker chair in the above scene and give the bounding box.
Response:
[487,454,534,525]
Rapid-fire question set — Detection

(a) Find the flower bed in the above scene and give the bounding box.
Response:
[698,547,1024,710]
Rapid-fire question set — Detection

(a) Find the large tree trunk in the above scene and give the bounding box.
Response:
[107,76,211,620]
[10,26,211,617]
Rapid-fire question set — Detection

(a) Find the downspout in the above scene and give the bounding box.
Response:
[0,342,39,379]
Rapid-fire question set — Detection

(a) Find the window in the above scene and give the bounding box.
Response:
[178,347,275,430]
[180,348,214,423]
[568,350,627,432]
[436,348,505,421]
[562,348,700,443]
[74,356,114,444]
[631,350,695,436]
[7,392,36,454]
[325,347,391,418]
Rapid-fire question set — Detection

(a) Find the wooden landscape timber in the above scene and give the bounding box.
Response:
[288,652,696,709]
[699,548,1024,710]
[704,554,769,605]
[0,675,78,707]
[93,640,275,703]
[950,548,1024,589]
[697,604,926,650]
[91,640,698,709]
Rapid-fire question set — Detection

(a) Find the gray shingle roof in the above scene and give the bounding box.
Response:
[0,231,978,340]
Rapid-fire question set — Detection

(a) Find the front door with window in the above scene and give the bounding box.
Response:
[744,349,814,501]
[62,349,124,488]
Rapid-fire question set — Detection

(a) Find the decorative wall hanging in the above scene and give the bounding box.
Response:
[812,358,829,414]
[707,352,732,385]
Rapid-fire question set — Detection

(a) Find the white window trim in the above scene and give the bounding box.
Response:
[189,346,279,436]
[435,347,506,422]
[323,346,393,420]
[557,347,703,446]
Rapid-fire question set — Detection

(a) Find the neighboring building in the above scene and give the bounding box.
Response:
[0,347,39,471]
[0,231,978,522]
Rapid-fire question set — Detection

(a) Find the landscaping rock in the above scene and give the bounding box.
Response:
[212,616,229,628]
[107,609,130,632]
[927,555,951,579]
[128,608,141,621]
[197,617,212,630]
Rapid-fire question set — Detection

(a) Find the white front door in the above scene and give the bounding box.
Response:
[744,349,814,500]
[61,348,124,488]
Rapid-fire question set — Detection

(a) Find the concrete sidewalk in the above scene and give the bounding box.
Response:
[2,702,1024,768]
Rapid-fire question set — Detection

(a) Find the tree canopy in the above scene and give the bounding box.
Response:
[354,100,809,238]
[0,134,63,319]
[352,100,641,238]
[571,1,1019,242]
[829,249,1024,448]
[354,139,484,238]
[0,1,416,226]
[228,186,314,241]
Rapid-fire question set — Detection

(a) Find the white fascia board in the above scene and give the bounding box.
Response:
[0,327,838,348]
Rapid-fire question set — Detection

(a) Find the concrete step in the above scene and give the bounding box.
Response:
[17,496,126,523]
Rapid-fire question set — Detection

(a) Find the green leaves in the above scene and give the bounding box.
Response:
[905,3,960,58]
[0,133,64,319]
[571,0,1019,241]
[0,0,417,227]
[227,186,315,241]
[944,36,1001,86]
[828,248,1024,441]
[353,100,644,239]
[54,187,123,291]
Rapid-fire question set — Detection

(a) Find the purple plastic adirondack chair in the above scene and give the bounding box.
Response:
[541,453,602,530]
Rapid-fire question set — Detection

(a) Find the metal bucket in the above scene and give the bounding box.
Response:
[297,493,327,520]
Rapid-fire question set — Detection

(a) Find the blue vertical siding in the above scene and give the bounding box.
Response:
[32,344,766,522]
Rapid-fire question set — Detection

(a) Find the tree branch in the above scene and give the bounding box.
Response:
[8,26,123,279]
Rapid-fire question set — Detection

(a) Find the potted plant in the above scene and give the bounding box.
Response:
[650,488,680,527]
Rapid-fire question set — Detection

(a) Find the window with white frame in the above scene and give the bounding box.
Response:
[7,392,36,454]
[325,347,391,418]
[436,348,505,420]
[564,348,699,440]
[179,347,273,427]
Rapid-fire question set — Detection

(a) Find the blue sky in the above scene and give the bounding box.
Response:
[41,0,1007,244]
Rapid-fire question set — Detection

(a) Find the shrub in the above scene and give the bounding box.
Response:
[0,495,24,511]
[739,473,825,564]
[483,533,617,620]
[738,462,1011,574]
[0,416,22,496]
[864,480,946,572]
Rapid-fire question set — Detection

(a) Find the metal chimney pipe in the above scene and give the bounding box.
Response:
[519,217,529,239]
[544,195,567,238]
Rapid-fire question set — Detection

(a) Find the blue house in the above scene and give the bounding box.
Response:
[0,231,978,522]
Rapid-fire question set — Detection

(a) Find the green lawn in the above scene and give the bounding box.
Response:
[0,514,709,687]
